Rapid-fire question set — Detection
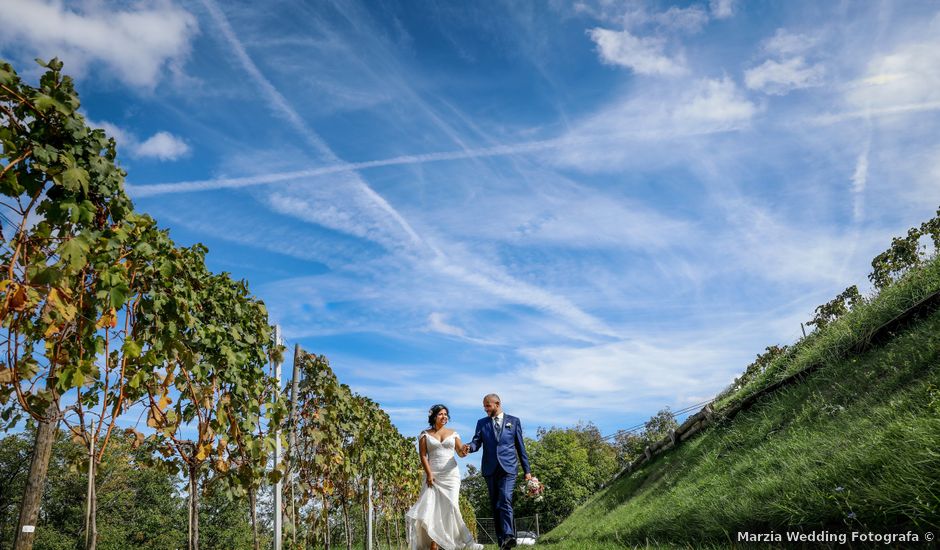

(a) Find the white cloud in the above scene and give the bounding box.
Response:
[0,0,197,88]
[588,28,686,76]
[91,120,133,148]
[262,174,421,252]
[845,32,940,115]
[251,176,617,342]
[522,338,733,396]
[551,77,757,171]
[716,201,884,286]
[652,6,710,33]
[427,312,467,338]
[851,145,869,223]
[350,324,769,428]
[926,154,940,206]
[745,57,825,95]
[423,168,691,252]
[88,120,189,161]
[763,28,818,57]
[710,0,735,19]
[580,2,719,32]
[134,132,190,160]
[675,77,758,127]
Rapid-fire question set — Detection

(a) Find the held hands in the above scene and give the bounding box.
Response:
[456,443,469,457]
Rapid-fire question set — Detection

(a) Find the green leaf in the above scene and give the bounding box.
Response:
[122,340,142,359]
[57,166,89,194]
[28,265,62,286]
[128,370,146,389]
[109,282,130,309]
[58,235,89,271]
[33,93,71,116]
[0,65,14,85]
[0,170,25,196]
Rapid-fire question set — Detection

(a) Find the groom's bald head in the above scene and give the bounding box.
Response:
[483,393,501,416]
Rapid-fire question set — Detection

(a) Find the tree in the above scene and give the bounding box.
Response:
[613,408,679,467]
[869,207,940,289]
[461,464,490,526]
[514,429,593,532]
[0,431,31,544]
[141,262,284,550]
[198,474,259,550]
[0,429,187,550]
[0,57,135,550]
[734,345,788,389]
[290,349,419,549]
[807,285,863,331]
[643,408,678,444]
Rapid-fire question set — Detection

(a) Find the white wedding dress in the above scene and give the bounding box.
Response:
[406,432,483,550]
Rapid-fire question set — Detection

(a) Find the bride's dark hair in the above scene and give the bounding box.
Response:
[427,404,449,427]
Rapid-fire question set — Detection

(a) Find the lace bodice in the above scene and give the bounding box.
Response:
[422,431,459,472]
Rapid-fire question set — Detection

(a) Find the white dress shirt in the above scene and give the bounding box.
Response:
[492,412,505,433]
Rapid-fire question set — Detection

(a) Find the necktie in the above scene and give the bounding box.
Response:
[494,417,501,436]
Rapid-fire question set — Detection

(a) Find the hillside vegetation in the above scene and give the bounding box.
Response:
[539,225,940,548]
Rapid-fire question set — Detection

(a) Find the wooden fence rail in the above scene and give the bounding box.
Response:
[609,288,940,483]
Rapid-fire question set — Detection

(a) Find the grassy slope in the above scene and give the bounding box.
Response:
[539,260,940,548]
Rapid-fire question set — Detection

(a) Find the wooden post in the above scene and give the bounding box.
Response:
[84,436,97,550]
[13,404,59,550]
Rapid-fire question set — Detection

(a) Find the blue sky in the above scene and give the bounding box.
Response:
[2,0,938,471]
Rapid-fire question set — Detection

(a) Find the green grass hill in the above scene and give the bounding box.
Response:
[538,256,940,549]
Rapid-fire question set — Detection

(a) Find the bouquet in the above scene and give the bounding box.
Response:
[524,476,545,502]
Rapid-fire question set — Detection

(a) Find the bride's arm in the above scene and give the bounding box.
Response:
[418,433,434,487]
[455,435,467,457]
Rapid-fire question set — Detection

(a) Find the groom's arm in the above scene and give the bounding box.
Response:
[513,416,532,477]
[466,419,484,453]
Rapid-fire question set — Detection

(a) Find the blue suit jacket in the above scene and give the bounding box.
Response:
[467,414,531,477]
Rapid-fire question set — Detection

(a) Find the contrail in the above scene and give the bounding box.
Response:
[169,1,614,340]
[127,138,560,197]
[199,0,337,160]
[812,100,940,125]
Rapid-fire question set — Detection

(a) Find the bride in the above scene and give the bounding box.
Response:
[406,404,484,550]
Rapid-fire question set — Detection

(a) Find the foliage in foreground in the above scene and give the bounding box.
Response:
[0,430,190,550]
[0,57,284,549]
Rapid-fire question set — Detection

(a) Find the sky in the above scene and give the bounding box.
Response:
[2,0,938,473]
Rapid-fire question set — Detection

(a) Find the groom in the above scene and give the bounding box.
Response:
[461,394,532,549]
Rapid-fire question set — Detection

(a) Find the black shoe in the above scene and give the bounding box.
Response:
[500,538,517,549]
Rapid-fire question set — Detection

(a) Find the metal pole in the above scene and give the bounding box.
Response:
[367,475,373,550]
[535,513,539,537]
[288,343,302,548]
[273,325,283,550]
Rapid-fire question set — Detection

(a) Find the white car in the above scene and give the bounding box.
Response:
[516,531,538,546]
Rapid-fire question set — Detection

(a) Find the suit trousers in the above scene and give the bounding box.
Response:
[485,467,516,544]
